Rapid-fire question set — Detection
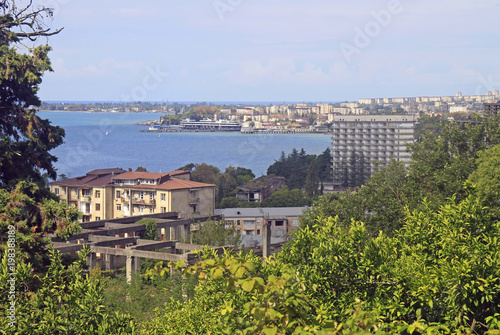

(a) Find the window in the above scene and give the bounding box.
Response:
[95,203,100,211]
[243,220,255,226]
[149,192,154,200]
[275,220,284,227]
[139,192,144,200]
[54,188,59,195]
[116,204,121,211]
[116,190,121,198]
[63,187,67,195]
[95,190,101,198]
[75,189,78,196]
[151,207,155,214]
[236,220,241,226]
[161,193,166,201]
[161,207,167,213]
[95,217,101,221]
[139,206,144,214]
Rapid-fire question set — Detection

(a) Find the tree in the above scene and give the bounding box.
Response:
[135,166,147,172]
[0,1,65,188]
[0,181,81,273]
[137,218,158,240]
[188,219,241,247]
[191,163,220,184]
[468,143,500,214]
[317,147,332,181]
[261,186,311,207]
[0,247,134,333]
[304,158,319,197]
[215,172,238,205]
[406,115,500,211]
[178,163,195,171]
[226,166,255,186]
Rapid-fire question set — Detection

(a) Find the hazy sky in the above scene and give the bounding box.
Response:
[36,0,500,102]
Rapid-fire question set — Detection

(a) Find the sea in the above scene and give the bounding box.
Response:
[41,111,332,179]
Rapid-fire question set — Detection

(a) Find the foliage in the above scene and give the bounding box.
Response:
[137,218,158,240]
[279,194,500,333]
[267,148,315,190]
[187,219,241,247]
[0,1,66,188]
[218,196,257,209]
[0,181,81,273]
[177,162,195,171]
[135,166,148,172]
[0,247,134,334]
[141,249,322,334]
[406,114,500,211]
[261,186,311,208]
[191,163,220,184]
[468,144,500,213]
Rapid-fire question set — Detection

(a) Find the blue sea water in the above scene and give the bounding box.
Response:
[42,111,332,179]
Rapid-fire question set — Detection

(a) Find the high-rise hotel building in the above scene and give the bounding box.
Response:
[331,115,417,182]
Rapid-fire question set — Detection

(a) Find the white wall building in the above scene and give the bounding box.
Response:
[331,115,417,182]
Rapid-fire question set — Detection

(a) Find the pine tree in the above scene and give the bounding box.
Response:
[0,1,64,188]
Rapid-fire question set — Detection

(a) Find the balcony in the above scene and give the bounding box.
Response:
[80,196,92,202]
[132,198,156,206]
[190,197,200,205]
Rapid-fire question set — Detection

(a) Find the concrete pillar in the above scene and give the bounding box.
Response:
[181,224,190,242]
[133,257,141,273]
[86,252,97,269]
[126,255,133,283]
[262,221,271,260]
[170,226,176,241]
[104,254,115,271]
[158,228,163,241]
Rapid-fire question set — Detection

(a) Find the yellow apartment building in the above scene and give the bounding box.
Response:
[50,168,215,222]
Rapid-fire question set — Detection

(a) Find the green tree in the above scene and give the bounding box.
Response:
[188,219,241,247]
[191,163,220,184]
[406,115,500,211]
[304,158,320,197]
[0,181,81,273]
[468,143,500,213]
[0,247,134,333]
[137,218,158,240]
[215,172,238,205]
[261,186,311,207]
[317,147,332,181]
[178,162,195,171]
[135,166,148,172]
[0,2,65,188]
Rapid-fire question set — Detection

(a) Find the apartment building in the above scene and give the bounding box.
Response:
[50,169,215,222]
[216,207,308,238]
[331,115,417,182]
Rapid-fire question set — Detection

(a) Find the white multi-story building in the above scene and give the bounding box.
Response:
[331,115,417,182]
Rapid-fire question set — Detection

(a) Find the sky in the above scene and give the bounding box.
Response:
[33,0,500,102]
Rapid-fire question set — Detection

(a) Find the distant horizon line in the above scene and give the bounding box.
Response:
[41,100,345,105]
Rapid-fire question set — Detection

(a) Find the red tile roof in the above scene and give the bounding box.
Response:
[156,178,214,190]
[112,171,170,180]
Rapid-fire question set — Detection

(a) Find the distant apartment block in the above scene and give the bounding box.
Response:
[331,115,417,182]
[50,169,215,222]
[359,91,500,106]
[216,207,307,238]
[484,101,500,115]
[236,175,286,202]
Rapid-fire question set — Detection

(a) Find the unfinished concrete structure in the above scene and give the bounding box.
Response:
[51,212,281,282]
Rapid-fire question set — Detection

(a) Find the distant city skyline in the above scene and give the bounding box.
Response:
[38,0,500,102]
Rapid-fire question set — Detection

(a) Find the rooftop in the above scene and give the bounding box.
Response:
[216,207,309,218]
[239,175,286,192]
